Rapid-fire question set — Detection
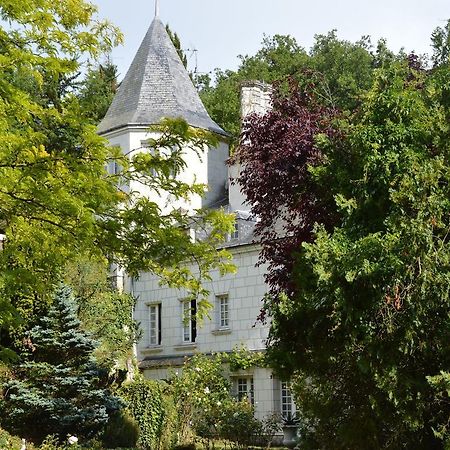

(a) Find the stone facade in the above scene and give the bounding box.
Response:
[133,244,290,420]
[240,81,273,118]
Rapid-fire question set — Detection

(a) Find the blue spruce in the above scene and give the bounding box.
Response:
[0,285,122,443]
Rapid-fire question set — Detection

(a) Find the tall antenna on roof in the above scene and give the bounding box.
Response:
[155,0,160,17]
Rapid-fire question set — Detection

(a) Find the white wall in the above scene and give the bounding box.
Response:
[102,126,228,214]
[134,244,268,356]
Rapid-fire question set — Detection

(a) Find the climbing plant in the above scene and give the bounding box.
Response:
[119,378,167,450]
[225,346,267,372]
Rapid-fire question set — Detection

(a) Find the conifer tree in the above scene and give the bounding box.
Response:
[237,53,450,448]
[0,285,121,443]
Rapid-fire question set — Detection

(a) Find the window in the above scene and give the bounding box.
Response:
[107,146,122,175]
[182,299,197,343]
[236,377,254,405]
[216,294,229,329]
[111,160,121,175]
[141,140,157,176]
[229,221,239,240]
[148,303,162,346]
[281,381,295,417]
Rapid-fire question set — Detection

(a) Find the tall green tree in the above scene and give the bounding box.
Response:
[166,24,188,69]
[0,285,122,442]
[237,50,450,448]
[64,255,139,379]
[0,0,234,362]
[200,32,388,141]
[79,59,119,124]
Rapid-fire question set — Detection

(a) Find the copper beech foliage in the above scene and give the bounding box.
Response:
[234,54,450,447]
[233,77,339,301]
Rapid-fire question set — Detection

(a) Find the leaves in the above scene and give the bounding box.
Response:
[0,285,122,443]
[240,48,450,447]
[0,2,234,361]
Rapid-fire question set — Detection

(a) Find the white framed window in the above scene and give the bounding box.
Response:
[182,299,197,343]
[108,160,121,175]
[107,145,122,176]
[216,294,229,329]
[231,221,239,239]
[148,303,162,346]
[281,381,293,417]
[236,377,254,405]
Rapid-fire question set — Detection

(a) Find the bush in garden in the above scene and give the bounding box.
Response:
[170,353,231,445]
[101,410,139,449]
[217,399,263,448]
[0,427,27,450]
[169,351,275,447]
[261,412,283,447]
[119,378,166,449]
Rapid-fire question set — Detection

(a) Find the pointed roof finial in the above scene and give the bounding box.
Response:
[155,0,160,17]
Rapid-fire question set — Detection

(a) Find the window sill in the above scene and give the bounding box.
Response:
[212,328,232,336]
[141,346,164,355]
[173,343,197,351]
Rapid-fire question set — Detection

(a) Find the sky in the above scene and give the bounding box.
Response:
[93,0,450,81]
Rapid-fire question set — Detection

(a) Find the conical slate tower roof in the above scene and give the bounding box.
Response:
[98,17,225,136]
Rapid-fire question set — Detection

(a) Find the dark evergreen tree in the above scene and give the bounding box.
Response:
[78,59,119,124]
[166,24,188,69]
[0,285,122,443]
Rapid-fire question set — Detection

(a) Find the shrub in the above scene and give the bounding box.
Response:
[101,411,139,449]
[217,399,263,447]
[170,354,230,445]
[0,427,29,450]
[119,378,166,449]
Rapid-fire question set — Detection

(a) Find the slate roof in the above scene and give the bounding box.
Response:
[98,17,226,136]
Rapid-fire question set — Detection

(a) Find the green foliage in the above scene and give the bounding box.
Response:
[194,398,262,449]
[427,372,450,444]
[216,399,262,448]
[0,285,122,443]
[0,427,28,450]
[101,411,139,449]
[78,60,119,124]
[168,352,273,448]
[64,255,139,376]
[119,378,166,449]
[166,24,188,69]
[0,0,234,362]
[308,31,375,109]
[431,19,450,66]
[199,34,308,141]
[170,353,231,444]
[225,346,266,371]
[200,31,390,141]
[265,56,450,448]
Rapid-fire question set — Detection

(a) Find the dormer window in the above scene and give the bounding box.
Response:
[230,221,239,240]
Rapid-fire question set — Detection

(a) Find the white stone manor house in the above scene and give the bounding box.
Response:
[98,8,295,420]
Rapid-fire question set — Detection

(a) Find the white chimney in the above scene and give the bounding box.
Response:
[229,81,273,213]
[240,80,272,118]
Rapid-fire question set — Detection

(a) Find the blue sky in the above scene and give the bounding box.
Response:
[94,0,450,81]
